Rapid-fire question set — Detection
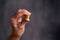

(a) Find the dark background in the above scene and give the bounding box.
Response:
[0,0,60,40]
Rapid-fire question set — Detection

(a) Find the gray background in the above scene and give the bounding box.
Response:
[0,0,60,40]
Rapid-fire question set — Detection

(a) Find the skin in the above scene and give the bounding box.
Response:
[8,9,31,40]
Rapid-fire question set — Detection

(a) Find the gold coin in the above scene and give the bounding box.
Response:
[25,15,30,21]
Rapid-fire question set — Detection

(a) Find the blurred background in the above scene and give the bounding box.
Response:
[0,0,60,40]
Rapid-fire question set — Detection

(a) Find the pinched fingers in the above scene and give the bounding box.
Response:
[16,9,31,24]
[10,9,31,29]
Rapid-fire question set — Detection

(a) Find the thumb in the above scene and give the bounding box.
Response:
[21,19,28,25]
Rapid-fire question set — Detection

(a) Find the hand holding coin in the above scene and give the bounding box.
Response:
[8,9,31,40]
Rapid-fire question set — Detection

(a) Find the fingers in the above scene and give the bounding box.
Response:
[16,9,31,18]
[17,9,31,24]
[22,9,31,16]
[10,9,31,28]
[10,17,17,30]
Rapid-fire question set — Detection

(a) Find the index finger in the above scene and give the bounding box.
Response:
[16,9,31,20]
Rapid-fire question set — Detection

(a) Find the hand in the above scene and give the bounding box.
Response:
[10,9,31,37]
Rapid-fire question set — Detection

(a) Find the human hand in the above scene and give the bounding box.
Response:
[10,9,31,37]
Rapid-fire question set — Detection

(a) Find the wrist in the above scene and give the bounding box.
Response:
[12,30,23,37]
[12,32,21,38]
[8,33,20,40]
